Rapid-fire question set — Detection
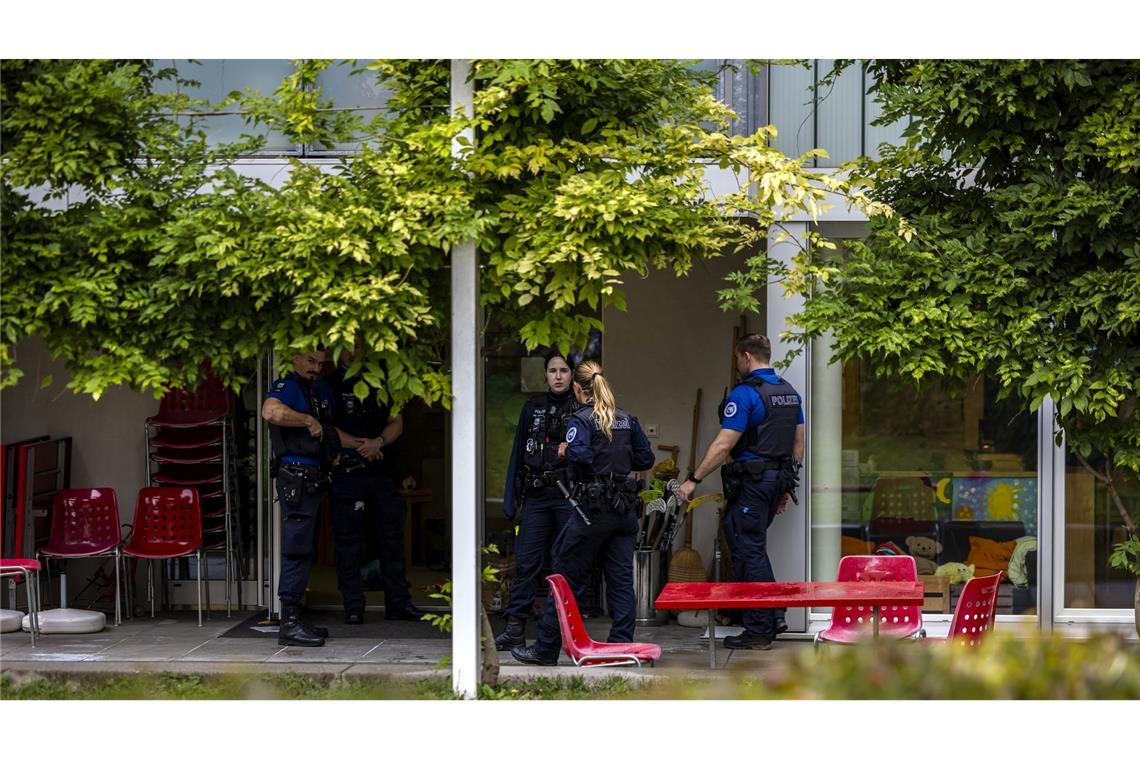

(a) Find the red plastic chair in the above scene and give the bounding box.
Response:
[815,555,925,645]
[122,488,209,626]
[37,488,125,625]
[0,558,42,646]
[545,574,662,668]
[948,572,1002,647]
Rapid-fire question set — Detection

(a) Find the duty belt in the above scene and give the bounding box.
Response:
[280,462,324,481]
[725,459,784,476]
[527,470,567,490]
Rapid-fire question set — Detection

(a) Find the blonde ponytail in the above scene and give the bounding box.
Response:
[574,360,616,440]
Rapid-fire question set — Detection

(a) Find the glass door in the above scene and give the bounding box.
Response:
[808,338,1041,625]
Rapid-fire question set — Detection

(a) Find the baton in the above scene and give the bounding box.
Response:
[555,480,592,527]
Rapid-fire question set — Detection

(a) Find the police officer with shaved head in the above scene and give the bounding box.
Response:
[679,334,804,650]
[262,346,339,647]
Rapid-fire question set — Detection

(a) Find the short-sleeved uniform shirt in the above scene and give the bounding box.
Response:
[266,371,336,465]
[719,368,804,462]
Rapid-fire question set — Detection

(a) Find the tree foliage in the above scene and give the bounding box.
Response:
[735,61,1139,493]
[2,58,884,410]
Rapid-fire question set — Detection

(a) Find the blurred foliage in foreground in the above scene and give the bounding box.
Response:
[2,633,1137,699]
[661,632,1140,700]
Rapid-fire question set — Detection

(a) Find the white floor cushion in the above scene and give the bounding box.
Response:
[0,608,23,633]
[22,608,105,634]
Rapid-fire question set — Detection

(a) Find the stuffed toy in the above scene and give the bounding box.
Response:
[935,561,975,585]
[874,540,905,556]
[905,535,942,575]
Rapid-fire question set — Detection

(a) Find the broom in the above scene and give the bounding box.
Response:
[669,388,706,584]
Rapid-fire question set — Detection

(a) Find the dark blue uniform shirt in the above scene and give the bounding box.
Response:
[266,371,336,466]
[564,405,655,477]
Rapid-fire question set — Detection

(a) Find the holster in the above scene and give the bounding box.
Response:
[720,465,743,505]
[576,477,638,514]
[775,459,801,505]
[278,463,328,504]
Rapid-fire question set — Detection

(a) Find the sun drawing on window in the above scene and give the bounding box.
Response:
[986,482,1019,521]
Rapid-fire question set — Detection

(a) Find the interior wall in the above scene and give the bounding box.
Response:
[2,338,156,524]
[603,254,762,578]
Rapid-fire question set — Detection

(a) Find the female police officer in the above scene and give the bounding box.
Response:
[511,360,654,665]
[494,351,580,651]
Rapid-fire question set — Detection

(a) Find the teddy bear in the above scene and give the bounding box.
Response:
[935,561,975,585]
[905,535,943,575]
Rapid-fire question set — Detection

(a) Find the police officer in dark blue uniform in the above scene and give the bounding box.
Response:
[679,334,804,650]
[511,360,655,665]
[262,347,339,647]
[326,342,426,624]
[494,351,579,650]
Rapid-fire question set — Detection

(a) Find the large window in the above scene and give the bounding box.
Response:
[767,60,908,167]
[153,59,392,155]
[155,59,299,152]
[1063,455,1139,610]
[810,346,1040,617]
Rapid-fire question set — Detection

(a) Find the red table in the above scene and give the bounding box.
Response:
[655,581,926,668]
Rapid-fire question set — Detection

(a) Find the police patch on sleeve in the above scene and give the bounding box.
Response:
[566,426,578,443]
[723,401,738,418]
[272,381,286,392]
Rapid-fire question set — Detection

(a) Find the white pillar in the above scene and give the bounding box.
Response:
[450,59,483,699]
[810,331,843,582]
[1038,395,1060,631]
[766,222,810,630]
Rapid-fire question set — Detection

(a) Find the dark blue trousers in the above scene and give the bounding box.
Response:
[277,477,324,606]
[506,489,571,621]
[330,472,413,612]
[723,469,786,638]
[533,505,639,658]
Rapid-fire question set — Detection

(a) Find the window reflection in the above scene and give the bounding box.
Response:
[1064,454,1139,609]
[811,352,1039,617]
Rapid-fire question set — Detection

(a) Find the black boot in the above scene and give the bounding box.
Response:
[494,616,526,651]
[385,604,430,621]
[298,608,329,638]
[279,604,326,647]
[724,631,772,650]
[510,644,559,666]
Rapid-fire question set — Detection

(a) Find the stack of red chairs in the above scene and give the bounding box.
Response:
[144,373,241,616]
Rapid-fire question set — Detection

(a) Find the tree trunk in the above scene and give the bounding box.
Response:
[480,604,500,690]
[1134,579,1140,639]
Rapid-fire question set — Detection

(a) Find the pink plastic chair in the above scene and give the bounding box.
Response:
[0,558,42,646]
[546,574,662,668]
[0,498,42,645]
[948,572,1002,646]
[122,487,209,626]
[815,555,925,645]
[37,488,124,625]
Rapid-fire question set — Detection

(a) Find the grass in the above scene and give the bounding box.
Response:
[5,633,1138,700]
[0,671,649,700]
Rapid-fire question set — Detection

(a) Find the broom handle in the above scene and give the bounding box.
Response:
[684,387,702,548]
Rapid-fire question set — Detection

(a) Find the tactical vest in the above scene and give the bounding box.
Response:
[522,393,580,477]
[720,375,801,462]
[571,406,635,478]
[269,375,335,463]
[329,370,396,473]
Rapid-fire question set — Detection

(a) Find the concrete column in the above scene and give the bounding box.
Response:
[449,59,483,699]
[810,331,843,582]
[766,222,810,631]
